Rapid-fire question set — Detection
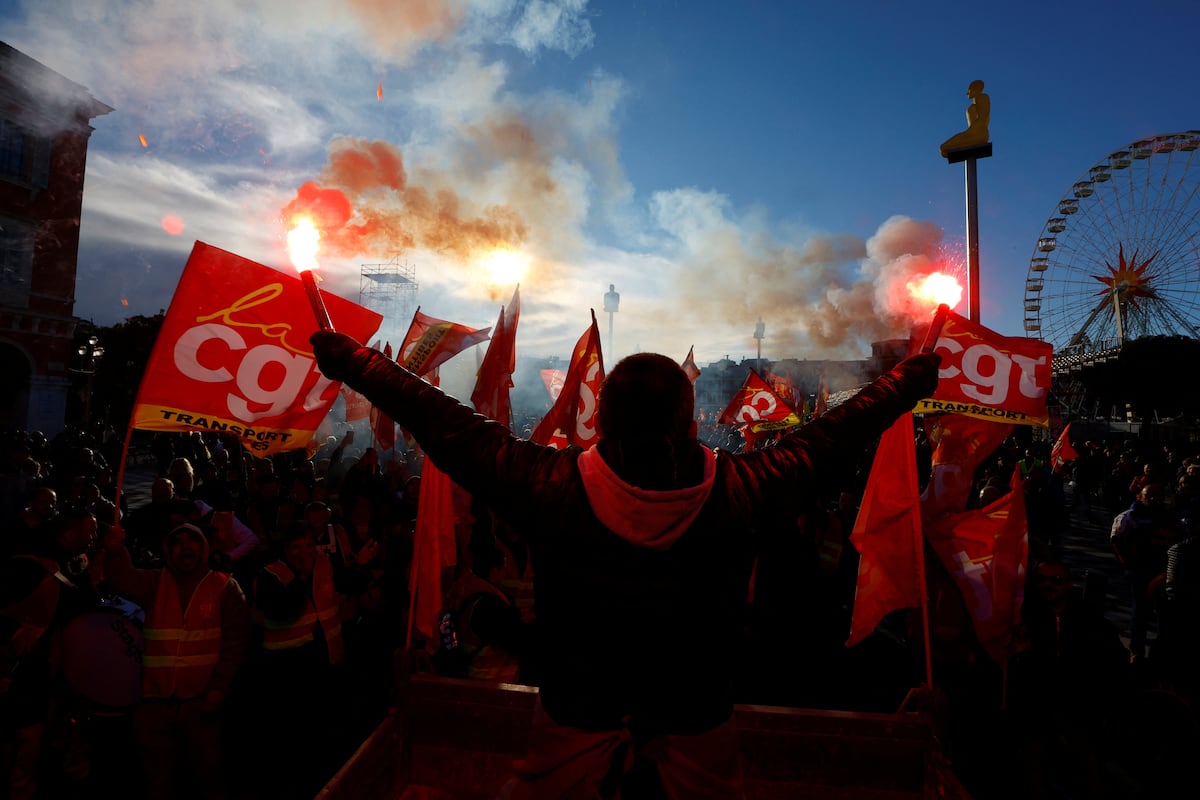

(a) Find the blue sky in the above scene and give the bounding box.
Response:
[3,0,1198,371]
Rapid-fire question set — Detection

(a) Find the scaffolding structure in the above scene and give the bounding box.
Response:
[359,256,418,336]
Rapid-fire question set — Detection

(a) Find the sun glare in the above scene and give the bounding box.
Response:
[482,248,529,286]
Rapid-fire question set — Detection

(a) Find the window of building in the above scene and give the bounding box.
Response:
[0,215,34,307]
[0,117,51,189]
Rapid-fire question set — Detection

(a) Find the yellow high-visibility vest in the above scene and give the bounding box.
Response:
[142,570,230,700]
[259,556,344,664]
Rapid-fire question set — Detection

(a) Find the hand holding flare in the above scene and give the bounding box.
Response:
[919,303,950,354]
[287,217,335,332]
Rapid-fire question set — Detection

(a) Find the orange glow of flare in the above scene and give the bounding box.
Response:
[138,133,148,148]
[481,247,529,287]
[287,217,321,274]
[907,271,963,311]
[121,298,129,306]
[377,82,384,101]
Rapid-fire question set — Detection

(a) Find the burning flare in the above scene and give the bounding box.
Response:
[138,133,148,148]
[287,217,321,274]
[287,216,334,332]
[907,271,963,311]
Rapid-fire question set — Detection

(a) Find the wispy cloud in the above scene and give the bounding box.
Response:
[7,0,951,362]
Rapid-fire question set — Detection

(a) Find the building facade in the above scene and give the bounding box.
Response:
[0,41,111,435]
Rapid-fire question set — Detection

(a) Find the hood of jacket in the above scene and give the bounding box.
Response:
[162,523,210,573]
[577,445,717,551]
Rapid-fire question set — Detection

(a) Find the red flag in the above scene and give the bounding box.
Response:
[681,345,701,383]
[399,307,491,377]
[924,465,1029,664]
[814,369,829,418]
[913,310,1054,427]
[764,368,800,410]
[530,311,605,449]
[341,338,382,422]
[471,287,520,426]
[847,413,924,648]
[717,369,800,430]
[130,241,382,456]
[540,369,565,402]
[1051,422,1079,472]
[341,385,371,422]
[408,457,459,642]
[921,415,1014,523]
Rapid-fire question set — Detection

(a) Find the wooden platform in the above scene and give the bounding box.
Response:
[317,675,973,800]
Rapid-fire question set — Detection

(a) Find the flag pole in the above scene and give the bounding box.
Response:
[405,553,419,652]
[398,306,421,368]
[914,499,934,692]
[112,421,136,529]
[912,304,947,693]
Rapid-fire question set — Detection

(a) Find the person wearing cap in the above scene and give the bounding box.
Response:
[309,330,940,799]
[101,521,251,800]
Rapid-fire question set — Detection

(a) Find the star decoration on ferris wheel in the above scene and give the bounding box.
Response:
[1093,244,1160,303]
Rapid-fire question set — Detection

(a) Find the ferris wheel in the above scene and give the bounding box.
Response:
[1024,131,1200,358]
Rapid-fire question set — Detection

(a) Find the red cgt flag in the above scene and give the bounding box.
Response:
[717,369,800,430]
[921,414,1014,523]
[846,412,925,648]
[530,311,605,449]
[540,369,565,402]
[130,241,381,456]
[471,286,521,427]
[913,310,1054,427]
[399,307,491,377]
[924,464,1029,665]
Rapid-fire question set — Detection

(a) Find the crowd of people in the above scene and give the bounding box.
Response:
[1,425,411,799]
[2,375,1199,798]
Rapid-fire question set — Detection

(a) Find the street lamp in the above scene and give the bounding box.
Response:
[77,335,104,427]
[603,283,620,362]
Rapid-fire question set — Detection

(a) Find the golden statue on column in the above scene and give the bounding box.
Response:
[940,79,990,157]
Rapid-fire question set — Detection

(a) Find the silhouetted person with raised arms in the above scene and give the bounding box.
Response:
[309,331,940,799]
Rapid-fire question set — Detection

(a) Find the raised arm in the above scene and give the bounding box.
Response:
[728,352,940,515]
[309,332,562,514]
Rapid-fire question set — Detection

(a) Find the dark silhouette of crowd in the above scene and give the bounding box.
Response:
[3,412,1199,799]
[1,424,411,800]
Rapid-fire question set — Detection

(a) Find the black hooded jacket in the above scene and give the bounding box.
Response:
[318,338,936,734]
